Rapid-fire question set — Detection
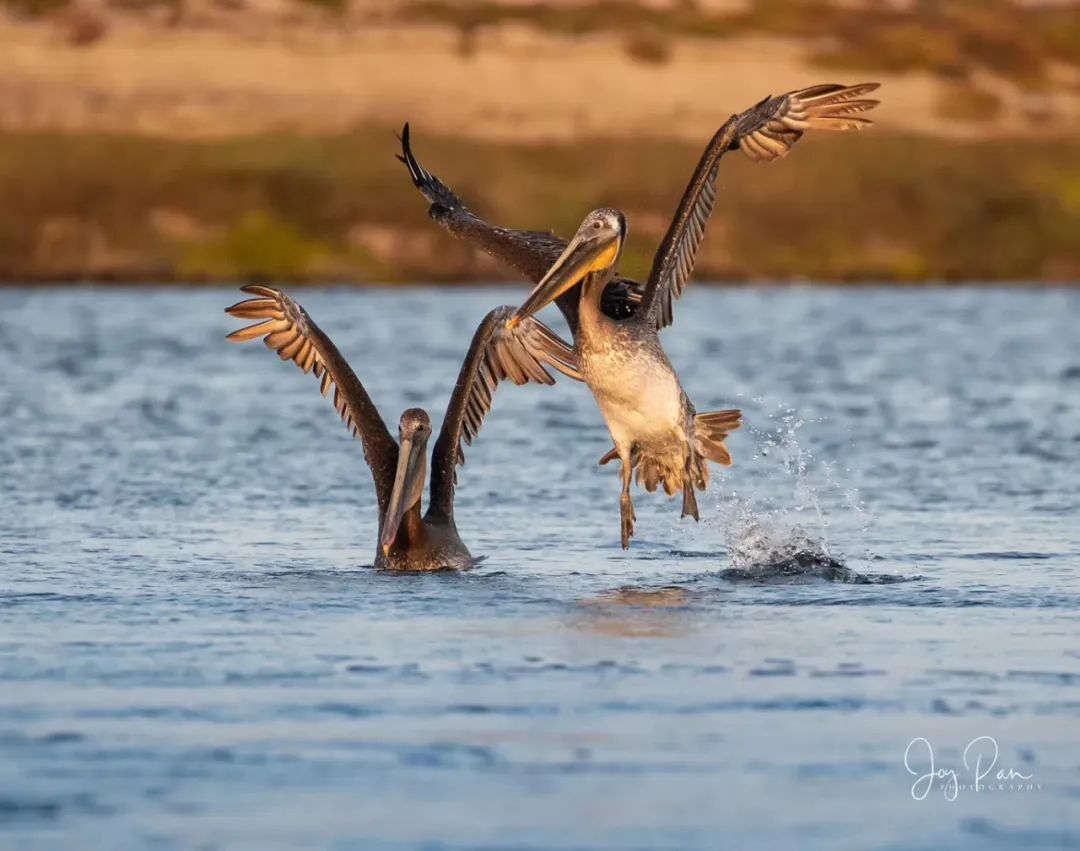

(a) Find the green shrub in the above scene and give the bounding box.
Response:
[179,211,328,280]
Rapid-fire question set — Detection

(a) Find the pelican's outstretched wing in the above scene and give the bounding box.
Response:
[641,82,880,329]
[398,123,643,331]
[226,286,400,513]
[428,305,581,520]
[399,125,568,277]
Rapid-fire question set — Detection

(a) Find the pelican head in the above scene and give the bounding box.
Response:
[380,408,432,557]
[509,208,626,327]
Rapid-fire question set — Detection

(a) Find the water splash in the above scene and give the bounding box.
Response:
[708,404,877,581]
[724,508,838,572]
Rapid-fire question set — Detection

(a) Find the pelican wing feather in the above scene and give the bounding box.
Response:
[428,306,581,519]
[225,286,400,511]
[642,82,880,329]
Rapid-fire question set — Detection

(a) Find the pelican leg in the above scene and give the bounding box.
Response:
[681,481,700,521]
[619,452,636,549]
[681,456,700,521]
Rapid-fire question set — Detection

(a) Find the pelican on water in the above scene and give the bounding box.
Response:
[400,82,880,547]
[226,286,580,569]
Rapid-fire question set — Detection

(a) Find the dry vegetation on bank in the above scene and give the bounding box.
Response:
[2,129,1076,283]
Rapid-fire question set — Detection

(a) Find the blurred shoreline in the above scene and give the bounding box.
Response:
[1,0,1077,284]
[2,129,1075,284]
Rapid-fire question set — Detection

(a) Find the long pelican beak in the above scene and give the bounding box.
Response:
[380,435,425,557]
[508,229,621,327]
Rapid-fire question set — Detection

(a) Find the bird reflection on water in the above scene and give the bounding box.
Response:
[574,587,697,638]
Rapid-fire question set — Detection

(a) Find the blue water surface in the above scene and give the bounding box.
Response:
[1,286,1078,850]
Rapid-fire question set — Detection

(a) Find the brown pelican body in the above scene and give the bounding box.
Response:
[226,286,579,569]
[509,208,740,548]
[401,82,879,547]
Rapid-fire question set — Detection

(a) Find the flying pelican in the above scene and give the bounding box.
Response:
[507,208,741,548]
[225,285,580,569]
[398,82,879,334]
[505,83,880,546]
[402,83,879,547]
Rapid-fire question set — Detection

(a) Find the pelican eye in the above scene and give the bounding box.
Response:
[592,221,602,230]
